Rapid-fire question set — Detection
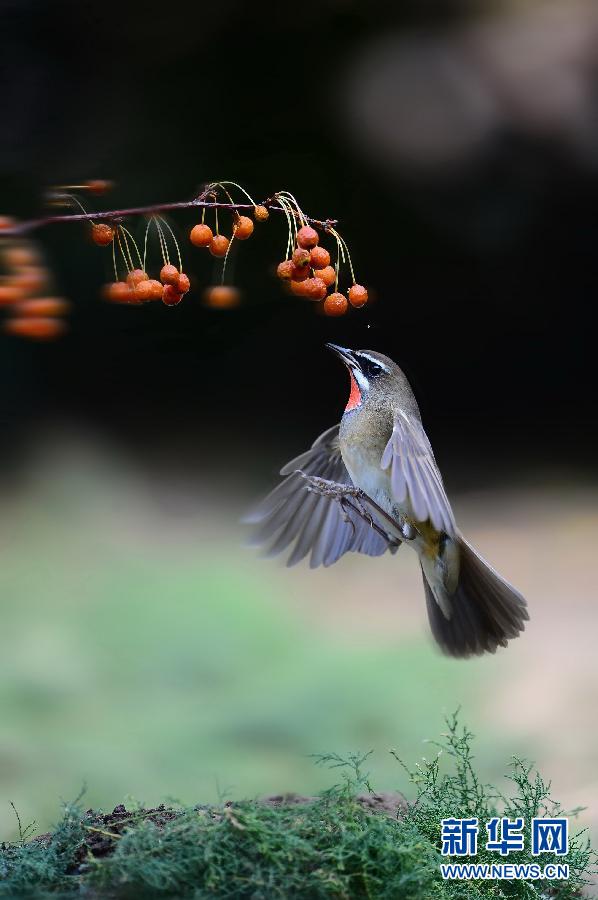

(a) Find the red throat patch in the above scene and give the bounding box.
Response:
[345,369,362,411]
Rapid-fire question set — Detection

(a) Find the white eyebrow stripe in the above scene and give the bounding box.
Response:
[357,352,390,373]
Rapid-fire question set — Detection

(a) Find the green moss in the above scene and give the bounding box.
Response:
[1,715,595,899]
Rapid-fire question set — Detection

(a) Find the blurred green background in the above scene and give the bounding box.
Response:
[1,433,596,840]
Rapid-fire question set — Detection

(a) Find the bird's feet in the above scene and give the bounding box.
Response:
[296,472,416,545]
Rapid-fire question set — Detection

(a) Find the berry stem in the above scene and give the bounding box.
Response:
[112,232,118,282]
[330,227,356,285]
[142,218,152,273]
[214,181,257,207]
[158,216,182,274]
[154,218,169,266]
[221,233,235,285]
[116,227,133,275]
[120,226,143,270]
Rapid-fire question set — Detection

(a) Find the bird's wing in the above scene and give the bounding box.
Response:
[380,411,456,536]
[246,424,393,568]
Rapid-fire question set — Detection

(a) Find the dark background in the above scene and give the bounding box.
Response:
[2,0,597,487]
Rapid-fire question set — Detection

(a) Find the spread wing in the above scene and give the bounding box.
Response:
[380,411,456,536]
[246,424,393,568]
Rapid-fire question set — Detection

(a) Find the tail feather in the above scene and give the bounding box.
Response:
[422,537,528,658]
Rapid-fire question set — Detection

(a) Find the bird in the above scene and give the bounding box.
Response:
[246,344,528,658]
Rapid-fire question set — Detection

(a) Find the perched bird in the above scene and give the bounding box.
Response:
[247,345,528,658]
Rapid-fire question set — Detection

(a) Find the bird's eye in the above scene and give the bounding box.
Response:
[358,356,383,378]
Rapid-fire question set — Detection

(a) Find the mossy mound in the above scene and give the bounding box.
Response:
[1,716,595,899]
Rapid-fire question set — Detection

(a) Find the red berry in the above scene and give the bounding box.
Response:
[203,285,241,308]
[0,282,24,305]
[17,297,70,317]
[126,269,148,287]
[276,260,294,280]
[233,215,254,240]
[177,273,190,294]
[296,225,319,249]
[4,316,66,340]
[289,280,309,297]
[324,292,348,316]
[160,264,180,285]
[86,179,113,195]
[147,279,164,300]
[162,284,183,306]
[309,246,330,269]
[132,280,155,302]
[209,235,230,257]
[254,205,269,222]
[4,246,40,269]
[314,265,336,287]
[302,277,327,301]
[190,223,213,247]
[91,223,115,246]
[291,263,310,281]
[103,281,132,303]
[348,284,368,308]
[14,266,48,297]
[292,247,310,268]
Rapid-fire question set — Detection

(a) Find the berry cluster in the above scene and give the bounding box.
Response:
[272,193,368,316]
[0,218,69,340]
[0,180,371,337]
[187,184,270,308]
[95,216,192,308]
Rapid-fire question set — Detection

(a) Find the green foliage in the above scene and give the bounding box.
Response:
[1,715,595,899]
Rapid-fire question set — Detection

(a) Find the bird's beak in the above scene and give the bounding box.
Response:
[325,343,359,370]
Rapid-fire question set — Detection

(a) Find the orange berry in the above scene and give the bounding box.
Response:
[276,260,294,280]
[314,265,336,287]
[254,205,269,222]
[296,225,319,249]
[16,297,70,317]
[324,292,348,316]
[302,277,327,301]
[189,223,213,247]
[348,284,368,308]
[177,273,190,294]
[103,281,132,303]
[91,222,115,246]
[162,284,183,306]
[309,246,330,269]
[209,235,230,257]
[289,279,310,297]
[4,316,66,340]
[4,245,40,269]
[86,179,113,195]
[160,264,180,285]
[233,215,254,240]
[126,269,148,287]
[14,266,48,297]
[291,263,310,281]
[203,285,241,308]
[0,282,24,305]
[132,280,155,302]
[147,279,164,300]
[0,217,15,230]
[292,247,310,268]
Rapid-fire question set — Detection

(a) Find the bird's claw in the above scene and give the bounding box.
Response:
[296,472,361,501]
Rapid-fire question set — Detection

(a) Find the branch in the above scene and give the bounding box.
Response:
[0,190,338,239]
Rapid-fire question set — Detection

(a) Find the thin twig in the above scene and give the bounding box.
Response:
[1,190,338,238]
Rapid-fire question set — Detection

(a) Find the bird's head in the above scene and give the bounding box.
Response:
[326,344,407,413]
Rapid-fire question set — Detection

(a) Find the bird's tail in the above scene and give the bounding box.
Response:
[421,536,528,658]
